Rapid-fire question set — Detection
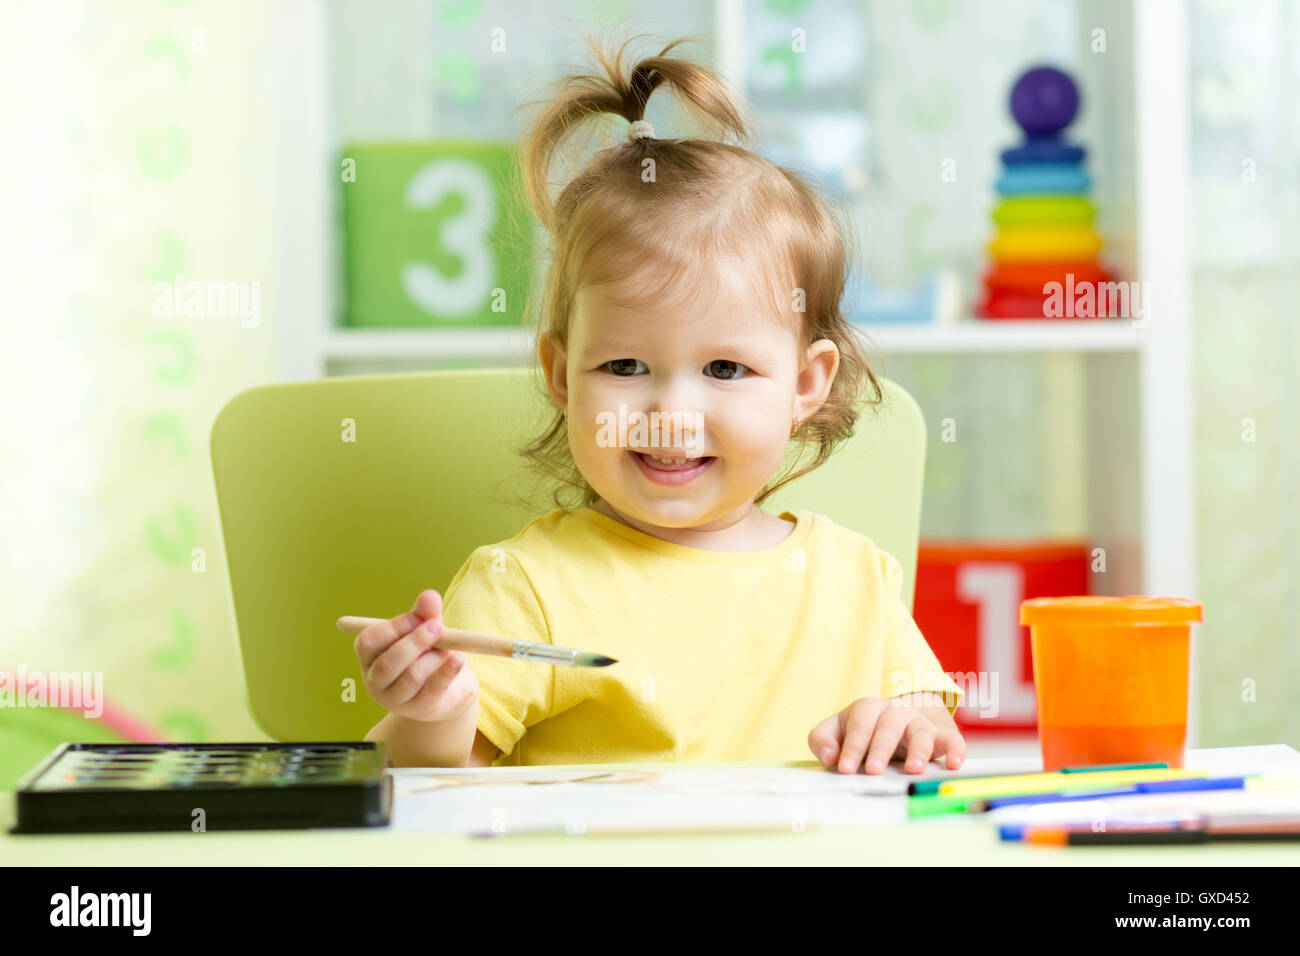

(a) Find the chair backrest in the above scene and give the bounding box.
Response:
[210,367,927,740]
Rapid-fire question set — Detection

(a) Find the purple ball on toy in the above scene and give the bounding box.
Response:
[1010,66,1079,136]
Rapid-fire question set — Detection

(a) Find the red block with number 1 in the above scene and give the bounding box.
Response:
[912,541,1090,732]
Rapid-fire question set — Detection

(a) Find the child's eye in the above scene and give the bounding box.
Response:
[705,360,749,380]
[603,359,646,376]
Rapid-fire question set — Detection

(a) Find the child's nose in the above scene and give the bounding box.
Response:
[644,396,703,428]
[645,374,704,419]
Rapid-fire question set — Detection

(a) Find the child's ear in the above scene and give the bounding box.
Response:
[794,338,839,419]
[538,334,569,409]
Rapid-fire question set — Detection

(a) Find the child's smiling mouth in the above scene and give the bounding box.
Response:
[629,450,716,485]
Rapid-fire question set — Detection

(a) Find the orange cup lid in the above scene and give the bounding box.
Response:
[1019,595,1203,625]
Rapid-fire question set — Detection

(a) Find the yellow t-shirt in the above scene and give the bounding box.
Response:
[440,507,964,765]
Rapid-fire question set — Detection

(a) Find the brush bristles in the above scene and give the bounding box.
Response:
[576,653,618,667]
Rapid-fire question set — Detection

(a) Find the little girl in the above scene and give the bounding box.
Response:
[358,37,966,775]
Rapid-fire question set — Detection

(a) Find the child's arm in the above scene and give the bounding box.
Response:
[466,729,501,767]
[364,701,482,768]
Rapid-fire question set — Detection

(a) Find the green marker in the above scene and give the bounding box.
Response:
[1059,761,1168,773]
[907,794,970,817]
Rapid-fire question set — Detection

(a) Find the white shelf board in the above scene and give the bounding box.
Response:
[854,320,1142,354]
[322,327,536,363]
[321,319,1142,364]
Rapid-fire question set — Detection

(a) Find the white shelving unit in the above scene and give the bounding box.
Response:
[274,1,1197,744]
[318,318,1144,365]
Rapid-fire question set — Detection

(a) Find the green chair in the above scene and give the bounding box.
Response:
[210,367,927,742]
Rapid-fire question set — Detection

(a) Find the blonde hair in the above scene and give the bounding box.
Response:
[513,35,882,512]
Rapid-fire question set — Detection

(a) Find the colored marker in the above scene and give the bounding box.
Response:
[1059,762,1171,774]
[938,768,1207,799]
[981,774,1300,812]
[1021,826,1205,846]
[905,770,1209,818]
[1007,818,1300,845]
[980,775,1249,811]
[906,794,971,818]
[913,781,1204,819]
[999,815,1203,842]
[907,761,1168,796]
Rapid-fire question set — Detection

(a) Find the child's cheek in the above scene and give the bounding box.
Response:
[727,398,794,459]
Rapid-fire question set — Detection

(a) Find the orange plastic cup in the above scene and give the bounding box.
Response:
[1019,596,1203,770]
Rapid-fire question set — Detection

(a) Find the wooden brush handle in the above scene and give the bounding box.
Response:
[336,616,517,659]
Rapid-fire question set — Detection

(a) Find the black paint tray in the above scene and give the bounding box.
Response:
[10,742,392,833]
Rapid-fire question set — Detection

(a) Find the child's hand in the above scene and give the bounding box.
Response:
[808,694,966,774]
[353,589,478,723]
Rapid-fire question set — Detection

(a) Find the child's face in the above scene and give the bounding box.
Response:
[541,260,838,531]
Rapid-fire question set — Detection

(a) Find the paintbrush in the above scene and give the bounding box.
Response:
[336,616,617,668]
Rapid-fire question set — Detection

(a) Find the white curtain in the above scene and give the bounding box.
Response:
[0,0,277,745]
[1187,0,1300,747]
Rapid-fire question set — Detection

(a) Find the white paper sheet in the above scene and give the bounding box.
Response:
[384,746,1300,835]
[386,755,1041,834]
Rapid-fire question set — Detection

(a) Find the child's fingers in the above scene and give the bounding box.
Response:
[353,589,442,668]
[807,714,842,767]
[411,650,467,705]
[836,699,887,773]
[366,620,444,694]
[898,720,937,774]
[412,588,443,623]
[932,728,967,770]
[354,612,420,669]
[386,647,456,707]
[861,706,914,773]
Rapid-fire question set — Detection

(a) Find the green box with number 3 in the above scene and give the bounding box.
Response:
[339,142,532,328]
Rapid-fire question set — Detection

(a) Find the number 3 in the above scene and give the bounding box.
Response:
[401,159,495,318]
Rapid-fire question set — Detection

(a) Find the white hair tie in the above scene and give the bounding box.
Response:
[627,119,655,142]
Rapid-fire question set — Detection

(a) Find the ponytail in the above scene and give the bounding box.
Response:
[521,36,748,232]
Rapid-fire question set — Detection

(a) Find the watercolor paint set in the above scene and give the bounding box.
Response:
[10,742,391,834]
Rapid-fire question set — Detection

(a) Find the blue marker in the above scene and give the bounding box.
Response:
[982,776,1248,811]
